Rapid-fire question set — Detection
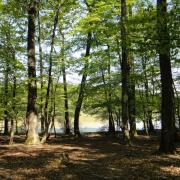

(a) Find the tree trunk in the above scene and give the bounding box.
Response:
[138,84,149,135]
[129,80,137,138]
[74,32,92,136]
[37,9,44,133]
[107,47,115,134]
[61,32,71,134]
[143,120,149,135]
[4,59,9,135]
[173,81,180,128]
[25,1,40,145]
[128,5,137,138]
[142,57,155,133]
[101,69,115,134]
[41,5,60,143]
[121,0,130,144]
[101,45,115,134]
[157,0,176,153]
[9,53,17,145]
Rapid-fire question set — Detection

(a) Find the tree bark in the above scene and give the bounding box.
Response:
[74,32,92,136]
[100,46,115,134]
[9,52,17,145]
[173,81,180,128]
[4,58,9,135]
[41,5,60,143]
[138,84,149,135]
[107,47,115,134]
[25,1,40,145]
[157,0,176,153]
[37,9,44,133]
[128,5,137,138]
[9,71,16,144]
[121,0,130,144]
[101,68,115,134]
[129,77,137,137]
[142,57,155,133]
[60,32,71,134]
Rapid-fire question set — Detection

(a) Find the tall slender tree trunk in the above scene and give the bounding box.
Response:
[41,5,60,143]
[9,69,16,144]
[52,87,57,138]
[101,45,115,134]
[101,67,115,134]
[142,57,155,133]
[173,81,180,128]
[107,47,115,133]
[74,32,91,136]
[121,0,130,143]
[157,0,176,153]
[128,6,137,138]
[60,32,71,134]
[37,9,44,133]
[4,59,9,135]
[25,1,40,145]
[9,52,16,144]
[51,73,61,138]
[128,75,136,138]
[138,84,149,135]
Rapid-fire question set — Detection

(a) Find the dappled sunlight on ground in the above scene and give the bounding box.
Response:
[0,134,179,179]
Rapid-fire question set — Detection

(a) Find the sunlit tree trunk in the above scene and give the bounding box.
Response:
[172,81,180,128]
[157,0,176,153]
[37,8,44,133]
[138,84,149,135]
[142,57,155,133]
[25,1,40,145]
[121,0,130,143]
[9,52,16,144]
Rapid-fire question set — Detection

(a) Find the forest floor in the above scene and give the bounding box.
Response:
[0,132,180,180]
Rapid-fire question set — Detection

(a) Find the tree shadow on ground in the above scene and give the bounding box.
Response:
[0,134,179,180]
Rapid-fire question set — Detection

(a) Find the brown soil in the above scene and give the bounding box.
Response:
[0,133,180,180]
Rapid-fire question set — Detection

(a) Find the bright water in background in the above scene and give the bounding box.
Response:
[51,121,162,133]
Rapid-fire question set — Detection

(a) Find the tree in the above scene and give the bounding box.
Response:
[121,0,130,143]
[74,32,92,136]
[3,50,9,135]
[25,0,40,145]
[41,3,60,143]
[37,5,44,133]
[60,31,71,134]
[128,5,137,138]
[157,0,176,153]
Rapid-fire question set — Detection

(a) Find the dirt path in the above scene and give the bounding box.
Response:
[0,134,180,180]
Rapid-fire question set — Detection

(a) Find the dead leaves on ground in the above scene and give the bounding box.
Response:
[0,134,179,180]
